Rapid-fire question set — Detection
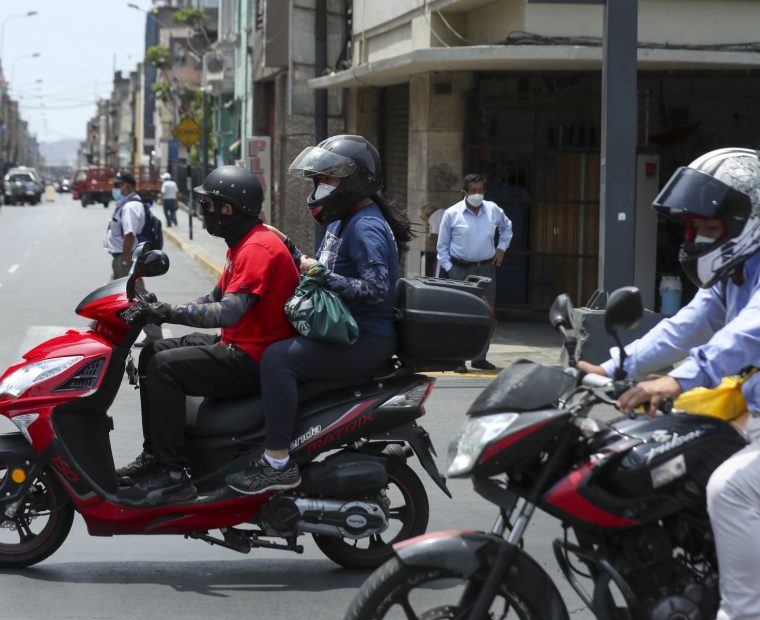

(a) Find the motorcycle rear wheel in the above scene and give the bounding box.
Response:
[345,556,554,620]
[0,467,75,567]
[313,457,429,570]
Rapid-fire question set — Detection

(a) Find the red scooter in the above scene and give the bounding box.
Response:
[0,245,461,570]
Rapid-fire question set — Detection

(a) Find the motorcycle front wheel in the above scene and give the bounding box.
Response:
[313,457,429,570]
[345,557,555,620]
[0,467,75,567]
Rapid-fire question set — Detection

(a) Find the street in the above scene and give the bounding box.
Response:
[0,195,590,619]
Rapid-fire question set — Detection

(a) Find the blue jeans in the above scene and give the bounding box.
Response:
[162,198,178,226]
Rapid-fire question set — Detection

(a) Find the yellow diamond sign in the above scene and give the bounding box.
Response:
[173,116,202,149]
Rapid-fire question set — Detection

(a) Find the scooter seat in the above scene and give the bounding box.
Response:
[185,377,373,437]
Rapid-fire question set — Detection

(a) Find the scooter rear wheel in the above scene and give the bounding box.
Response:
[0,467,75,567]
[313,457,429,570]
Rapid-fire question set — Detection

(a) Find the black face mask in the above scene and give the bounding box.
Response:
[202,206,258,246]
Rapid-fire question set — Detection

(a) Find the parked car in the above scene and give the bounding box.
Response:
[3,167,42,205]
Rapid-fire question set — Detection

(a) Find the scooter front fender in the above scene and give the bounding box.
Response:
[394,529,570,619]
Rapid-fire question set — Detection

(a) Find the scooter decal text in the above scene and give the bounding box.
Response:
[307,414,374,453]
[51,456,80,483]
[290,425,322,451]
[645,429,705,464]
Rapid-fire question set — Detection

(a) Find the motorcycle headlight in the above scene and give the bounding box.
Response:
[447,413,519,477]
[0,356,83,399]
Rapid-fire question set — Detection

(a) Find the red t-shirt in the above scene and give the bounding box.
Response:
[217,225,299,362]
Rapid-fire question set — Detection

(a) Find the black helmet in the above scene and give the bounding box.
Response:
[288,135,383,224]
[652,148,760,288]
[193,165,263,216]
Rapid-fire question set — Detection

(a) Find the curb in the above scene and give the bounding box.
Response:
[163,226,223,280]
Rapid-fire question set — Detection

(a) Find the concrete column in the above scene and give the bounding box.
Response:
[406,72,472,276]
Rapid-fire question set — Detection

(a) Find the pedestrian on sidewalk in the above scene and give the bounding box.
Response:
[105,171,163,347]
[160,172,178,227]
[116,166,300,504]
[225,134,412,496]
[437,172,513,372]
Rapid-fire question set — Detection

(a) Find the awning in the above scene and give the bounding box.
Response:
[309,45,760,89]
[228,139,241,153]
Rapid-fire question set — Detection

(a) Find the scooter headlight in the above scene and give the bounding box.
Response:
[447,413,519,477]
[0,356,83,399]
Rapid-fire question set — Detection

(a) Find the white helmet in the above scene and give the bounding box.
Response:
[652,148,760,288]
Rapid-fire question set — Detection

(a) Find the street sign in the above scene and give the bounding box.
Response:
[173,116,202,149]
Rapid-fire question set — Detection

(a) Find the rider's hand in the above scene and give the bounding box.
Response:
[577,361,607,376]
[300,256,318,273]
[617,376,682,418]
[123,301,173,326]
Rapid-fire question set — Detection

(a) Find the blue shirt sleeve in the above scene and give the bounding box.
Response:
[436,209,453,272]
[494,205,513,251]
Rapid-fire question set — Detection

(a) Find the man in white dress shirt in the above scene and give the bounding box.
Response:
[437,173,512,371]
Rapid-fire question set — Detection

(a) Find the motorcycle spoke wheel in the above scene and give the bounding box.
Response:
[0,467,75,567]
[313,457,429,570]
[344,558,541,620]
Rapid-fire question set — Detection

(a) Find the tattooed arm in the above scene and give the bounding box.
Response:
[170,292,258,328]
[323,263,389,304]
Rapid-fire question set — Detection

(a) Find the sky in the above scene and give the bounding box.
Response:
[1,0,151,144]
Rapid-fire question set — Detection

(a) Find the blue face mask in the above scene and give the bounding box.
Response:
[112,188,122,201]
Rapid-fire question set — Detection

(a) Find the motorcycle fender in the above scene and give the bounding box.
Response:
[0,432,45,505]
[395,529,492,577]
[380,422,451,498]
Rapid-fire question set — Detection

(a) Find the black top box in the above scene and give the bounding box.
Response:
[395,277,495,371]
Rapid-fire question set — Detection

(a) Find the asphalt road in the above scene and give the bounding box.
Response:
[0,195,593,619]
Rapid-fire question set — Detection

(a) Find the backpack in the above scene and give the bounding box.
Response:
[138,202,164,250]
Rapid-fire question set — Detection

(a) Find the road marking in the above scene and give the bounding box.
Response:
[7,264,19,274]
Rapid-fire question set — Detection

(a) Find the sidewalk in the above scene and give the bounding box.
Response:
[162,206,563,374]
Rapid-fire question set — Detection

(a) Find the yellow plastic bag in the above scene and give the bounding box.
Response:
[674,370,756,421]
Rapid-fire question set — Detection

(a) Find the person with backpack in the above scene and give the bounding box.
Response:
[106,171,163,346]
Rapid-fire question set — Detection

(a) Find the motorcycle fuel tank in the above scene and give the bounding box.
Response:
[594,414,746,519]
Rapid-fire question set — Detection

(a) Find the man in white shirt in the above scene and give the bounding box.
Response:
[107,172,163,346]
[160,172,179,227]
[437,173,513,371]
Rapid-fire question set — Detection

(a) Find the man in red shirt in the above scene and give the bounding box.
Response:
[118,166,299,504]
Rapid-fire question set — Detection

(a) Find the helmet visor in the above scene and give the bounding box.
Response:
[288,146,357,179]
[652,166,751,220]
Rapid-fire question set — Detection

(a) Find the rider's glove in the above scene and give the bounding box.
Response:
[123,301,173,325]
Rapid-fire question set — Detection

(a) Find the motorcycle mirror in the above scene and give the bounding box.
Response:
[604,287,643,335]
[131,242,151,262]
[126,250,170,300]
[549,294,574,330]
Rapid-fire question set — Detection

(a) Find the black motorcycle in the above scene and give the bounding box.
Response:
[345,286,745,619]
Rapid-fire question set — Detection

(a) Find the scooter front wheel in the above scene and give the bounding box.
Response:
[313,457,429,570]
[0,466,75,567]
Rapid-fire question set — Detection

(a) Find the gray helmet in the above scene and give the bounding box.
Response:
[653,147,760,288]
[193,165,263,216]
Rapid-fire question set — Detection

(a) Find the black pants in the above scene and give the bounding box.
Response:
[137,333,261,469]
[260,332,397,450]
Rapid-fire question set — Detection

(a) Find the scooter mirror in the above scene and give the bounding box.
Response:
[604,286,643,335]
[126,251,170,300]
[549,294,574,330]
[131,242,151,262]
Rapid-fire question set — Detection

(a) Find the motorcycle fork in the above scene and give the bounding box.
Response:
[465,429,577,620]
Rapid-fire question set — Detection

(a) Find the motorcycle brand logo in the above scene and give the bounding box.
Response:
[650,430,673,443]
[290,425,322,451]
[51,456,80,483]
[306,413,374,453]
[646,429,705,464]
[345,514,368,528]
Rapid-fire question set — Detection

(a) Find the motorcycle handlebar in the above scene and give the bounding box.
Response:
[581,373,612,388]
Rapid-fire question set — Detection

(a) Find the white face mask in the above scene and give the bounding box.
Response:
[466,193,484,207]
[693,235,717,245]
[314,182,337,200]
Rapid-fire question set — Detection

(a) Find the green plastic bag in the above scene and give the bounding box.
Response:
[284,263,359,345]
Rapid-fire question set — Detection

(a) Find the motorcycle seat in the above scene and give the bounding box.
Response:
[185,376,376,437]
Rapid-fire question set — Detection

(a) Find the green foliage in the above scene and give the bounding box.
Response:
[151,81,171,101]
[145,45,172,70]
[171,8,206,29]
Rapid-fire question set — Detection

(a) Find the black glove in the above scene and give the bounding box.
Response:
[122,301,173,325]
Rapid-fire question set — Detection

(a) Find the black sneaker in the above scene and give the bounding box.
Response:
[226,457,301,495]
[116,450,156,485]
[471,359,497,371]
[131,467,197,505]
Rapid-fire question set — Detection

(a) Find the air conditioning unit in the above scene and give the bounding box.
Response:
[202,49,234,94]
